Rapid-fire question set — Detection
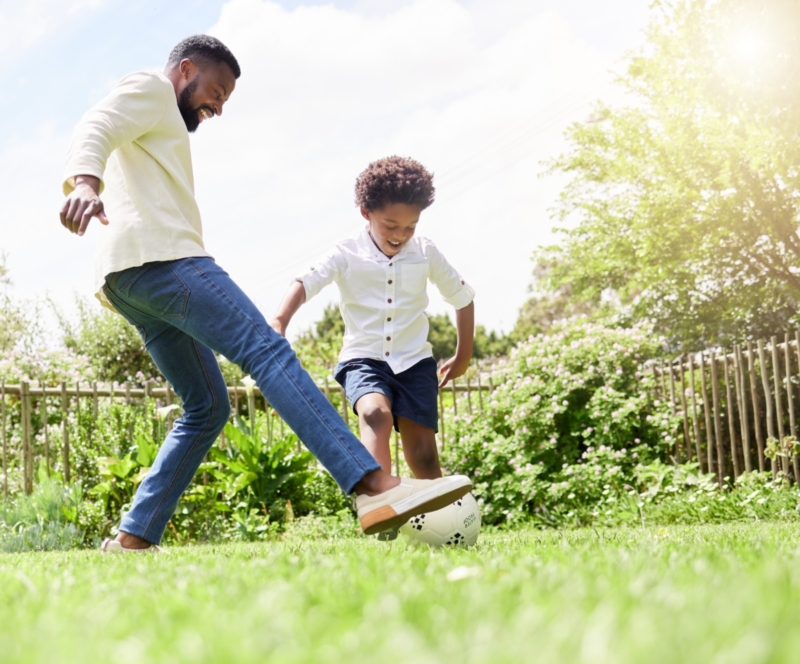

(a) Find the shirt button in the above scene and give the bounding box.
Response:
[461,280,465,284]
[386,336,391,341]
[388,280,393,284]
[388,298,392,303]
[389,262,393,266]
[385,352,390,356]
[387,317,392,322]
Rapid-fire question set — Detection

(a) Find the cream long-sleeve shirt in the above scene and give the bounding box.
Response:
[63,70,211,306]
[297,229,475,374]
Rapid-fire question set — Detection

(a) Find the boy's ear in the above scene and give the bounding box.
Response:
[359,206,371,221]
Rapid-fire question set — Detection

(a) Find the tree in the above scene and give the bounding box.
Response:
[509,258,598,343]
[542,0,800,349]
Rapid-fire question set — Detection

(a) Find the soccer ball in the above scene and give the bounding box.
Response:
[399,492,481,548]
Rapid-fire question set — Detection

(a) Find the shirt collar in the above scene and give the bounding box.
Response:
[356,226,420,260]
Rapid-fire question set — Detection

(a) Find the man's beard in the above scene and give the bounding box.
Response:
[177,77,201,133]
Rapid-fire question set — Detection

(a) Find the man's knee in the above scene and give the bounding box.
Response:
[185,389,231,435]
[209,394,231,434]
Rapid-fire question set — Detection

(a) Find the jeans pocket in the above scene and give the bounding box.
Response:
[121,262,190,320]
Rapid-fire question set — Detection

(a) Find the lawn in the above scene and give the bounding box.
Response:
[2,522,799,663]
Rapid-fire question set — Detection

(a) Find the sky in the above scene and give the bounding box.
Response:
[0,0,651,340]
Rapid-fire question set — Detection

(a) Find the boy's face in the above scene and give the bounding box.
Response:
[361,202,421,257]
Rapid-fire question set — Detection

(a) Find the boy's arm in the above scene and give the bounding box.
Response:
[271,245,345,336]
[270,280,306,337]
[438,301,474,388]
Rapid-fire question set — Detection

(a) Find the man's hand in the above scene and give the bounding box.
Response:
[60,175,109,236]
[438,355,471,388]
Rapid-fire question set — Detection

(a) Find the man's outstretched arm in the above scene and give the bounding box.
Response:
[59,72,168,237]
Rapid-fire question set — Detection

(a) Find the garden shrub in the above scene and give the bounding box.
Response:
[441,318,683,526]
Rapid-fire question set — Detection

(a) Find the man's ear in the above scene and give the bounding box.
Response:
[360,206,371,221]
[179,58,198,81]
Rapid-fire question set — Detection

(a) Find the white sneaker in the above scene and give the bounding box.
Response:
[100,538,167,554]
[356,475,473,535]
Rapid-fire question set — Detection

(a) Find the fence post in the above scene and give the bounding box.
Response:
[688,356,704,472]
[748,341,766,472]
[734,345,752,474]
[339,383,350,428]
[21,381,32,495]
[394,429,400,477]
[677,355,692,462]
[465,371,473,415]
[60,381,70,483]
[92,381,98,420]
[1,381,6,498]
[165,382,175,432]
[476,367,484,413]
[263,396,273,446]
[771,336,787,478]
[40,385,50,478]
[451,377,458,417]
[659,360,668,407]
[438,386,445,444]
[757,339,777,478]
[784,333,800,483]
[723,351,741,479]
[709,351,726,484]
[700,353,715,475]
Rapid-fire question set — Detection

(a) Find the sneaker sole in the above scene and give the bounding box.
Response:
[360,478,472,535]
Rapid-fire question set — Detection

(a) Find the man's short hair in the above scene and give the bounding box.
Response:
[167,35,241,79]
[355,156,435,212]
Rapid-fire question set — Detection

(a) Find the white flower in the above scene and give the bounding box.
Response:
[241,375,257,397]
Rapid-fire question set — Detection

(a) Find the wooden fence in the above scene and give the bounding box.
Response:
[0,367,500,498]
[650,332,800,485]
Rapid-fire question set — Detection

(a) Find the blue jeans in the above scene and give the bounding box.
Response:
[102,257,380,544]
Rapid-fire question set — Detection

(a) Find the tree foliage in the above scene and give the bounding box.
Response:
[542,0,800,349]
[57,297,160,384]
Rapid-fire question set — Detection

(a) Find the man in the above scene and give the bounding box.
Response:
[60,35,471,552]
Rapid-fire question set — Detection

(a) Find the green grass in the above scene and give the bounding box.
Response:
[2,523,800,663]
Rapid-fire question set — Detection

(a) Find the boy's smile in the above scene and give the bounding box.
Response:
[361,202,421,257]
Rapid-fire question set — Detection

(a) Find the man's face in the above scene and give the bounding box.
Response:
[176,59,237,132]
[362,202,422,257]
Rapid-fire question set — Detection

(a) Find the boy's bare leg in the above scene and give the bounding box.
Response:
[398,417,442,479]
[354,393,394,473]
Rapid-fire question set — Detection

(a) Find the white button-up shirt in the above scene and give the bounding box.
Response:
[297,228,475,374]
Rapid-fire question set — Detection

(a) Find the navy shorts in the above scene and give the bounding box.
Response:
[334,357,439,432]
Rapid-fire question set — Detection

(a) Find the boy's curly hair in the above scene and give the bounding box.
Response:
[355,156,435,212]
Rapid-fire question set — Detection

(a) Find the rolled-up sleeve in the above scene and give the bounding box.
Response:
[425,240,475,309]
[295,246,346,301]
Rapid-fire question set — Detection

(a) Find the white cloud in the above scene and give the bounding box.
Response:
[0,0,107,58]
[192,0,617,335]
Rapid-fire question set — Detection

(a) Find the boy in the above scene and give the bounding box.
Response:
[271,156,475,487]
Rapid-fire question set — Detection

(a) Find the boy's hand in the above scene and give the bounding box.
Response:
[60,175,109,236]
[269,318,286,337]
[438,355,470,388]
